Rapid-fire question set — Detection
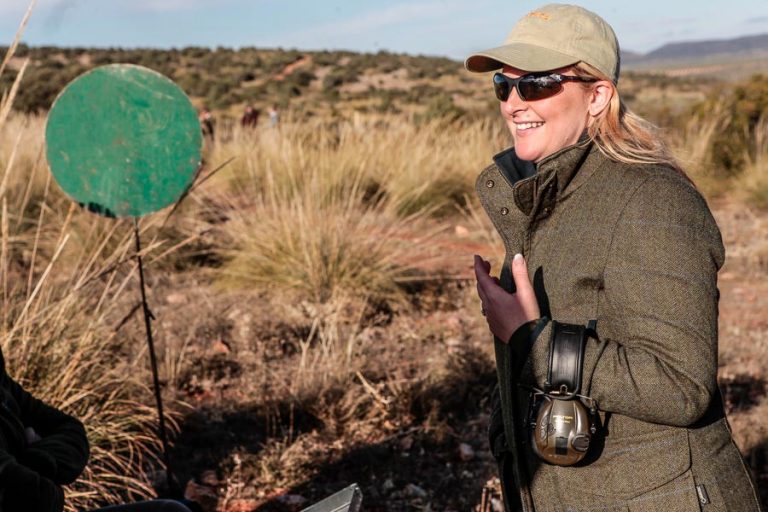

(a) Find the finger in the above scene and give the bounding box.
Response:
[511,253,539,319]
[474,256,491,303]
[474,255,493,286]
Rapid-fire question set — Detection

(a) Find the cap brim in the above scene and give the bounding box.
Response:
[465,42,580,73]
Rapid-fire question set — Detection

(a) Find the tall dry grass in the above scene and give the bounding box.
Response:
[670,104,768,207]
[0,117,177,508]
[199,116,505,305]
[735,117,768,208]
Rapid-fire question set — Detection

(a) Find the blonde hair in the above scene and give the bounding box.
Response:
[573,62,692,183]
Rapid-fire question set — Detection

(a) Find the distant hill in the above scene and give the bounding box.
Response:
[623,33,768,68]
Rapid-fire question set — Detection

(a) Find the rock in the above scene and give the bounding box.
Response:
[166,292,186,304]
[404,483,428,499]
[455,225,470,237]
[211,339,231,355]
[459,442,475,461]
[444,337,461,348]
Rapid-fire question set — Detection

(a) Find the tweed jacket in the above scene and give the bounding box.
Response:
[476,142,762,512]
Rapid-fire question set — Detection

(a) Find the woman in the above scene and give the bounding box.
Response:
[466,4,762,511]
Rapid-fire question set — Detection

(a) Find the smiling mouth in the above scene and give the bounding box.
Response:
[516,122,544,131]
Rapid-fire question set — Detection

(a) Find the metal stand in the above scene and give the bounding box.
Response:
[133,218,179,496]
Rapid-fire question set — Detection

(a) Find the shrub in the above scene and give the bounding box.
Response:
[695,75,768,175]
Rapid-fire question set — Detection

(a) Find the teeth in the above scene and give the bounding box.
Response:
[516,122,544,130]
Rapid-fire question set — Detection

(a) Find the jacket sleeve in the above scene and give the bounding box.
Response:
[7,375,89,485]
[0,456,65,512]
[526,173,724,427]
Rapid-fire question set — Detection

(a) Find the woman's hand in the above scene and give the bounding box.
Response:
[474,253,540,342]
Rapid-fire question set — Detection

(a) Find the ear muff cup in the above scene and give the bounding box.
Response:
[528,320,599,466]
[531,394,593,466]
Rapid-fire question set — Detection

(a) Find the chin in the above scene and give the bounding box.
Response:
[513,144,544,163]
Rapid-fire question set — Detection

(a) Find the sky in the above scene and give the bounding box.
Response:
[0,0,766,59]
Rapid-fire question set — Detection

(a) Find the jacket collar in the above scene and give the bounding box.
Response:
[493,140,597,217]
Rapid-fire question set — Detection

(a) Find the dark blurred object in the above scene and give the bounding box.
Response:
[241,105,260,128]
[720,374,767,414]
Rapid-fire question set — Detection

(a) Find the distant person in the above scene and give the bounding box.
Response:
[467,4,762,512]
[268,104,279,127]
[198,108,215,140]
[0,346,193,512]
[240,105,260,128]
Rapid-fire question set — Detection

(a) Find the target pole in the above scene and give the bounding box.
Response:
[133,218,180,496]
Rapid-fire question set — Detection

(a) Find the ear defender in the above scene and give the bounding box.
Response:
[529,321,598,466]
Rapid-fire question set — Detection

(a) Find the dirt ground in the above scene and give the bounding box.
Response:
[152,199,767,511]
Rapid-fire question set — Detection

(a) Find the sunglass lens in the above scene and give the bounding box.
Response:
[518,75,562,101]
[493,74,510,101]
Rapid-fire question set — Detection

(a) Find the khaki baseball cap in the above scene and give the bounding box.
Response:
[464,3,620,83]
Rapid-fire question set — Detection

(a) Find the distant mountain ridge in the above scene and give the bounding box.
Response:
[622,33,768,66]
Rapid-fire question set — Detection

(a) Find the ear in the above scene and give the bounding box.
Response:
[587,80,613,118]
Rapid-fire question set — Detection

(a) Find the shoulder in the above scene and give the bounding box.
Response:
[621,164,714,226]
[591,154,713,222]
[604,161,725,266]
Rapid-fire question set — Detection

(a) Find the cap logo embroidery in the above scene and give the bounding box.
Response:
[527,11,551,21]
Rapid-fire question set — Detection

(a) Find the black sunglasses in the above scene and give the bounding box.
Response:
[492,72,598,102]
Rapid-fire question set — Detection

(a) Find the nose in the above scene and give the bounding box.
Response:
[501,85,527,115]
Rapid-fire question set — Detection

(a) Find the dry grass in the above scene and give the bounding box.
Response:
[734,118,768,209]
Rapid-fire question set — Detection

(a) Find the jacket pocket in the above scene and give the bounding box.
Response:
[567,429,691,500]
[626,469,702,512]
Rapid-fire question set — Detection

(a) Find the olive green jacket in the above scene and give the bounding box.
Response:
[476,142,762,512]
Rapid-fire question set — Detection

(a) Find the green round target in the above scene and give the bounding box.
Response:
[45,64,202,218]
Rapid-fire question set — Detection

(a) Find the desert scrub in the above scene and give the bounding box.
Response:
[205,114,502,218]
[210,168,437,304]
[734,117,768,209]
[203,114,504,302]
[692,74,768,176]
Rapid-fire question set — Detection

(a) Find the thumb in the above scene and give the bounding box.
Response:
[511,253,539,319]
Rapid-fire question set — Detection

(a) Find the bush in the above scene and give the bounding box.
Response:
[420,94,465,123]
[695,75,768,174]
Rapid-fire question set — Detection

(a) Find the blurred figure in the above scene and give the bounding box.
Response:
[240,105,260,128]
[198,107,215,140]
[268,104,279,127]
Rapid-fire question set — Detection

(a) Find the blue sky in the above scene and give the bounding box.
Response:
[1,0,766,58]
